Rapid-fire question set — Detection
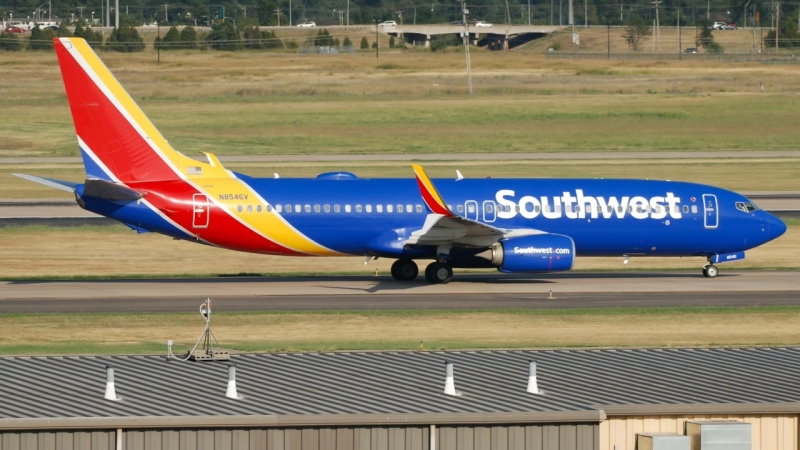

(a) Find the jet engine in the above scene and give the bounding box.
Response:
[477,234,575,273]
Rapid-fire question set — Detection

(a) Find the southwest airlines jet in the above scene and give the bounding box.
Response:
[16,38,787,283]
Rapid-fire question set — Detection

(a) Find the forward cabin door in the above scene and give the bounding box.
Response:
[703,194,718,229]
[192,194,210,228]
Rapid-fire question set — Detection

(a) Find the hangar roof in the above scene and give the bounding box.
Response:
[1,347,800,429]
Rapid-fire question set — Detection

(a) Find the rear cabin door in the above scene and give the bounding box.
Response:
[192,194,210,228]
[465,200,478,221]
[703,194,718,229]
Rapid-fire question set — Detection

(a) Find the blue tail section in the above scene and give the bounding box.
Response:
[80,146,114,182]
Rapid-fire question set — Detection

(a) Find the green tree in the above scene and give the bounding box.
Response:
[56,21,73,37]
[28,26,57,51]
[371,41,377,49]
[343,36,353,48]
[106,25,145,52]
[623,17,650,51]
[285,39,298,49]
[76,25,104,47]
[0,31,23,51]
[206,22,242,51]
[389,36,395,48]
[764,12,800,48]
[261,30,283,49]
[696,19,715,49]
[360,36,369,49]
[157,25,181,50]
[180,26,199,49]
[243,24,262,49]
[73,22,85,38]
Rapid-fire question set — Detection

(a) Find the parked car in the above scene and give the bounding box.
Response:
[474,21,493,27]
[712,21,726,29]
[726,21,737,28]
[296,21,316,28]
[4,26,25,33]
[718,24,735,30]
[684,47,698,53]
[43,25,59,30]
[378,21,397,27]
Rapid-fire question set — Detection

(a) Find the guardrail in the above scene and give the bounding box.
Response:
[545,51,800,62]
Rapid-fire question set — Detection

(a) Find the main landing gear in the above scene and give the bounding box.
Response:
[702,264,719,278]
[391,259,419,281]
[390,259,453,284]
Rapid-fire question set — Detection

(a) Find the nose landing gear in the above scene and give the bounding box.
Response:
[702,264,719,278]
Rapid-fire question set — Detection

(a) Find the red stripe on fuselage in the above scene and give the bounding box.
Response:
[415,177,452,216]
[132,181,303,255]
[55,40,178,183]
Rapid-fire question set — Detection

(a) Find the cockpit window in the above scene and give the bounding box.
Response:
[735,201,759,213]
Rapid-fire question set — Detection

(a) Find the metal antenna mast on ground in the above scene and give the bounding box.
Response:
[167,299,230,362]
[461,0,473,95]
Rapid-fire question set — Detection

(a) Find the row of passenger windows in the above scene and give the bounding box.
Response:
[234,203,699,215]
[236,203,428,214]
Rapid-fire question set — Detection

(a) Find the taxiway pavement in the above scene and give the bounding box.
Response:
[1,271,797,313]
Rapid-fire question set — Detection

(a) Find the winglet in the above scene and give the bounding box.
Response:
[411,164,456,217]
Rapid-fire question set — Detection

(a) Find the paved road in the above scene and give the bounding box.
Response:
[3,150,800,165]
[1,271,797,313]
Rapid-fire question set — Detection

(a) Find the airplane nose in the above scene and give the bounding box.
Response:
[764,213,787,241]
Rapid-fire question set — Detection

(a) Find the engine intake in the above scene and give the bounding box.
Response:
[479,234,575,273]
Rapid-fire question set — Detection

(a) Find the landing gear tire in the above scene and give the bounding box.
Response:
[391,259,418,281]
[702,264,719,278]
[425,262,453,284]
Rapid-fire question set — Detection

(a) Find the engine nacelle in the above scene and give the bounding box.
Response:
[481,234,575,273]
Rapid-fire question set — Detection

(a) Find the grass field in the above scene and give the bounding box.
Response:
[2,306,800,355]
[1,218,797,278]
[2,37,800,159]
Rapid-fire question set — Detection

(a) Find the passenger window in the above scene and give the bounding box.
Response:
[447,204,452,210]
[334,205,341,213]
[237,205,243,213]
[457,205,464,213]
[257,205,262,213]
[295,204,301,213]
[345,205,352,213]
[285,204,291,213]
[275,204,281,213]
[407,204,413,213]
[617,206,623,213]
[304,205,311,213]
[267,205,273,212]
[314,205,321,213]
[467,204,475,213]
[486,204,493,213]
[356,205,363,213]
[627,206,632,213]
[324,204,330,213]
[692,205,698,213]
[674,206,679,214]
[247,205,253,213]
[376,205,383,213]
[387,204,393,213]
[555,205,561,213]
[416,205,423,213]
[366,205,372,213]
[682,205,689,214]
[535,205,541,213]
[397,205,404,213]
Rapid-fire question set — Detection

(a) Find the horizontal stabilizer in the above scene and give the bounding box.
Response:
[83,179,144,201]
[13,174,79,193]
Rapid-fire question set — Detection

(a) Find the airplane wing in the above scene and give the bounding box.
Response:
[407,165,539,249]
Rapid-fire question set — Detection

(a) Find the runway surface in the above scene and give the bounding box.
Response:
[2,271,798,313]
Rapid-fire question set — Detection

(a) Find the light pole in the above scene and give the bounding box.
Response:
[744,0,751,27]
[461,0,472,95]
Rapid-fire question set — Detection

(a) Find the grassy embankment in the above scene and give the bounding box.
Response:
[1,218,797,279]
[2,305,800,355]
